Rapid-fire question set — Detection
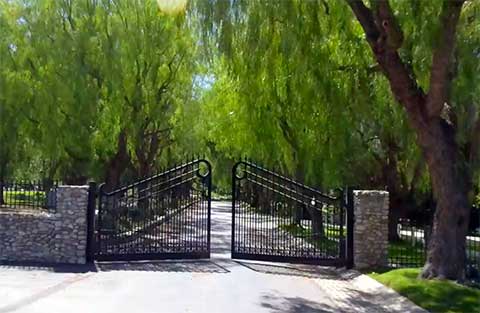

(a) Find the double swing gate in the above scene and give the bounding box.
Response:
[90,158,352,266]
[94,159,212,261]
[231,160,352,266]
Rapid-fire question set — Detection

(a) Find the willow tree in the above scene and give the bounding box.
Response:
[191,0,429,234]
[346,0,479,280]
[0,0,102,183]
[1,0,197,187]
[0,5,32,200]
[84,0,196,189]
[191,0,480,280]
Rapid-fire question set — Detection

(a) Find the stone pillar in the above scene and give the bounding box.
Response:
[54,186,89,264]
[353,190,389,269]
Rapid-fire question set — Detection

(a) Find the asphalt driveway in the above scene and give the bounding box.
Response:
[0,202,425,313]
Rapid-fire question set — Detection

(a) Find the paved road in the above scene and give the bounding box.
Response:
[0,202,425,313]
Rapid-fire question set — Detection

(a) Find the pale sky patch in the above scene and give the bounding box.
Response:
[156,0,187,15]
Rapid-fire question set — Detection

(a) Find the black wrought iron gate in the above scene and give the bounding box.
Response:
[231,160,352,266]
[95,159,211,261]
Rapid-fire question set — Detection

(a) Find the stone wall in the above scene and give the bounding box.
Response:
[0,186,89,264]
[353,190,389,269]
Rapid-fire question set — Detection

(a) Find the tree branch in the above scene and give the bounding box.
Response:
[346,0,380,44]
[426,0,465,117]
[156,53,185,103]
[356,128,383,164]
[144,127,173,138]
[335,64,381,74]
[409,156,425,194]
[346,0,427,127]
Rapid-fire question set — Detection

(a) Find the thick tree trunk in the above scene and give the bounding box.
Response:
[418,120,470,280]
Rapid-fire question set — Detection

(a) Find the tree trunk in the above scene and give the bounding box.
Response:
[418,120,470,280]
[104,130,130,192]
[294,165,306,225]
[388,202,402,241]
[0,161,7,205]
[382,150,407,242]
[307,205,324,241]
[63,171,88,185]
[136,163,151,212]
[0,182,4,205]
[0,175,4,206]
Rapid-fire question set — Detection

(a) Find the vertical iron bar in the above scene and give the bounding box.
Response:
[339,189,346,261]
[86,182,97,263]
[207,161,212,256]
[231,162,237,257]
[345,187,354,269]
[272,165,277,257]
[97,184,105,258]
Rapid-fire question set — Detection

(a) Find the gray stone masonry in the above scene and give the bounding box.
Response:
[0,186,89,264]
[353,190,389,269]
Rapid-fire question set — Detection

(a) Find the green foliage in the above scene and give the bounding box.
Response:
[0,0,197,183]
[1,0,479,209]
[188,0,480,205]
[190,0,428,192]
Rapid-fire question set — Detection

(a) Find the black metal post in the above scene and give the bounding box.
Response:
[345,187,355,269]
[0,167,5,205]
[339,193,346,262]
[86,181,97,263]
[206,163,212,257]
[231,164,236,258]
[0,180,4,205]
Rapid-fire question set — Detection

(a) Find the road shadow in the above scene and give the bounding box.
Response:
[0,259,230,274]
[96,259,230,273]
[0,260,97,273]
[260,292,337,313]
[260,286,426,313]
[233,260,361,280]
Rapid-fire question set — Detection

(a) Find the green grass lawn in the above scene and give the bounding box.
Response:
[467,238,480,253]
[2,191,46,206]
[280,223,340,254]
[369,268,480,313]
[389,239,426,266]
[211,191,231,201]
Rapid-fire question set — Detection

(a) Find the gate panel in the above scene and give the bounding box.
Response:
[95,159,211,261]
[232,161,347,266]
